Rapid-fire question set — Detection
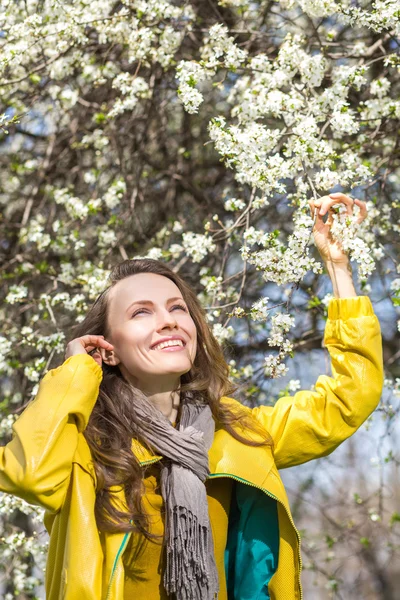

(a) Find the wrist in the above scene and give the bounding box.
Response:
[324,259,352,273]
[324,260,356,298]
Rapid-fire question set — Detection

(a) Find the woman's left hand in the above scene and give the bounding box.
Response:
[308,192,367,264]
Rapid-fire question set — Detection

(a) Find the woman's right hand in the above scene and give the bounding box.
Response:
[65,335,114,367]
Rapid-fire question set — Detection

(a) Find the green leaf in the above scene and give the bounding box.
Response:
[35,261,49,273]
[29,74,41,84]
[390,512,400,526]
[325,535,336,548]
[384,450,394,463]
[93,112,106,124]
[307,295,322,309]
[245,385,259,396]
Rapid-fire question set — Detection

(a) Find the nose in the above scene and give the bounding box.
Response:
[156,307,178,331]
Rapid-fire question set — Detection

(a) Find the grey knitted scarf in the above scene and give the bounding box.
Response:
[132,390,219,600]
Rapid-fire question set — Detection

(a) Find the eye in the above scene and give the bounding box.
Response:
[131,309,147,317]
[131,304,187,318]
[172,304,187,312]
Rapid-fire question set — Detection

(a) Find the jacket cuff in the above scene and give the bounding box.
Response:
[50,353,103,383]
[327,296,374,320]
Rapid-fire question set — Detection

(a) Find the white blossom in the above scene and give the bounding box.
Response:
[168,244,184,258]
[288,379,301,392]
[98,229,117,248]
[108,75,151,118]
[103,179,126,209]
[370,76,391,98]
[224,198,246,211]
[330,108,360,135]
[250,297,270,322]
[212,323,235,343]
[181,232,216,263]
[145,247,164,260]
[172,220,183,233]
[263,354,289,378]
[5,285,28,304]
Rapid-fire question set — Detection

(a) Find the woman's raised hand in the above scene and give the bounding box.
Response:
[65,335,114,367]
[308,192,368,265]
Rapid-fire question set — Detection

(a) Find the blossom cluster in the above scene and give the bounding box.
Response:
[176,24,247,114]
[329,205,376,281]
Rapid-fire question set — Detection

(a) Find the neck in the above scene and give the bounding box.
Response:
[119,365,181,423]
[146,389,181,423]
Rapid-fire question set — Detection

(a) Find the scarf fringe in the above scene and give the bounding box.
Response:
[163,505,219,600]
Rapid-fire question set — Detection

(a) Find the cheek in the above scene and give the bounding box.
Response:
[112,324,146,356]
[176,314,197,352]
[185,317,198,351]
[180,314,196,336]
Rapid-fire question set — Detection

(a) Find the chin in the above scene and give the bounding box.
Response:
[164,365,192,376]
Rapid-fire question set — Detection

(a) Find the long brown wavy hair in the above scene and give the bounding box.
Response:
[70,258,273,540]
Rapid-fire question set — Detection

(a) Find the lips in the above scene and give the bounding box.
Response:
[150,336,187,350]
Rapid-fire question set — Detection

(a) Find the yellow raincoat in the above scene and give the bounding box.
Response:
[0,296,383,599]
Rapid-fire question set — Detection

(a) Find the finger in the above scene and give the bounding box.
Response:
[328,192,355,215]
[348,201,354,217]
[79,335,114,349]
[313,195,331,216]
[82,342,114,353]
[326,207,335,228]
[88,348,102,358]
[354,198,367,223]
[84,344,103,353]
[313,207,330,228]
[66,339,113,355]
[328,192,352,201]
[325,197,353,216]
[316,195,352,217]
[96,339,114,349]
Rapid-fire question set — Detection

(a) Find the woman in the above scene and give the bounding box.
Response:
[0,193,383,600]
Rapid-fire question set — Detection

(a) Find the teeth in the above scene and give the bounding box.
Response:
[153,340,184,351]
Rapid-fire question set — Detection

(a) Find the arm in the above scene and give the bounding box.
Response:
[0,354,102,512]
[251,295,384,469]
[325,260,357,299]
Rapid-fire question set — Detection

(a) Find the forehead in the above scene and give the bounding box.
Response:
[108,273,183,312]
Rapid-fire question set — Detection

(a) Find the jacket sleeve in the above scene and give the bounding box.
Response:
[0,354,102,513]
[251,296,384,470]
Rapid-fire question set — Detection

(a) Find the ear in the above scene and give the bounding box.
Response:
[99,346,121,366]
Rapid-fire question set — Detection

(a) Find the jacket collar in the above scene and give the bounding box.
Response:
[131,437,163,464]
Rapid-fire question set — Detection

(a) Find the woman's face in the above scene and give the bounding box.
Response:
[103,273,197,393]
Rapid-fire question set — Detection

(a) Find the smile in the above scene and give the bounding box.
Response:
[152,340,186,351]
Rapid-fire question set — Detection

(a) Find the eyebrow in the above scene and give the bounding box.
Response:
[126,297,185,314]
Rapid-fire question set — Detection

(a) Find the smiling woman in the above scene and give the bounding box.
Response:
[64,258,274,599]
[0,256,383,600]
